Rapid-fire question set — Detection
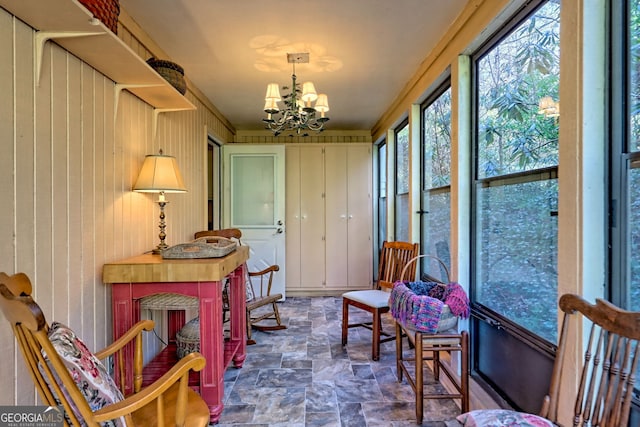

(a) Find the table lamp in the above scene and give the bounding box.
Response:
[133,149,187,254]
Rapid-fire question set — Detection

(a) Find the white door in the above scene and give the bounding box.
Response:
[223,144,286,298]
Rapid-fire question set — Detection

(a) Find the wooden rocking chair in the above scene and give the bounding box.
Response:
[195,229,286,345]
[456,293,640,427]
[0,272,210,427]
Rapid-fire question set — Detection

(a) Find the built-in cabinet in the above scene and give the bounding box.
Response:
[286,144,372,295]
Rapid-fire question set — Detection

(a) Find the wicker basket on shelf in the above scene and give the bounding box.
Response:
[78,0,120,34]
[146,58,187,95]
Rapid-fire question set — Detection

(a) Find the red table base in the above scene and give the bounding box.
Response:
[110,263,246,423]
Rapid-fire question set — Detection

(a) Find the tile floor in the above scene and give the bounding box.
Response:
[216,296,463,426]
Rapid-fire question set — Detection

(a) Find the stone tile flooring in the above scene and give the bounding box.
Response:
[215,296,463,426]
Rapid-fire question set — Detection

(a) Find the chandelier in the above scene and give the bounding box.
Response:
[262,53,330,136]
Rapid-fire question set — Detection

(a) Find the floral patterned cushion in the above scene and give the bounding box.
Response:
[46,321,125,426]
[457,409,556,427]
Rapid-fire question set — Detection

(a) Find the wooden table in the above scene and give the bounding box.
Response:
[102,245,249,423]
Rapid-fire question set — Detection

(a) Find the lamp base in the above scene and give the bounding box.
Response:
[153,199,169,255]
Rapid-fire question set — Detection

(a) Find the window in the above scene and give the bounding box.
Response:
[374,141,388,279]
[378,141,387,250]
[473,0,560,343]
[421,83,452,278]
[611,0,640,409]
[395,121,410,242]
[611,0,640,314]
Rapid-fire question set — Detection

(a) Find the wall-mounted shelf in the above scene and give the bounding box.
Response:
[0,0,195,111]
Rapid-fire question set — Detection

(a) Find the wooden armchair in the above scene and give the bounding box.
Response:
[194,229,286,345]
[341,241,419,361]
[456,293,640,427]
[0,272,210,427]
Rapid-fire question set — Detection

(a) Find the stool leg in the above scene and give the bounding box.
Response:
[461,331,470,413]
[416,331,423,425]
[433,344,440,381]
[395,322,403,382]
[372,309,381,361]
[342,300,349,346]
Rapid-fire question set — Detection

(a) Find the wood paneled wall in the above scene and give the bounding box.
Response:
[0,9,233,405]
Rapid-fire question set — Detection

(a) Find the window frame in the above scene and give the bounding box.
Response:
[394,119,410,241]
[420,78,453,275]
[470,0,560,349]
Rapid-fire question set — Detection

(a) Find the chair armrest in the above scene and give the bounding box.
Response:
[248,264,279,277]
[94,320,155,360]
[92,352,206,423]
[94,319,155,395]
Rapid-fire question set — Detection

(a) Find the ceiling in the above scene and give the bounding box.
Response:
[119,0,469,132]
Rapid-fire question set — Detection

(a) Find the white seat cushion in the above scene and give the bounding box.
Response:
[343,290,390,308]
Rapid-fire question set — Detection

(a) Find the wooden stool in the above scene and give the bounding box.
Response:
[395,322,469,424]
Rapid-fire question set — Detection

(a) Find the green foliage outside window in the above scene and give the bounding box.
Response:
[477,2,560,178]
[475,1,560,343]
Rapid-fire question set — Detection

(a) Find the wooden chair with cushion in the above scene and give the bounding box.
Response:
[0,271,210,427]
[341,240,419,361]
[456,293,640,427]
[194,229,286,345]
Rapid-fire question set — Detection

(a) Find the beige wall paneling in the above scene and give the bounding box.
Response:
[0,14,28,406]
[68,53,83,331]
[0,3,232,405]
[80,62,96,345]
[51,46,70,324]
[15,20,36,405]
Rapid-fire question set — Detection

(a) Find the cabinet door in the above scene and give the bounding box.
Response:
[285,146,302,288]
[347,145,373,288]
[299,146,325,288]
[285,145,325,289]
[325,146,349,287]
[325,145,372,289]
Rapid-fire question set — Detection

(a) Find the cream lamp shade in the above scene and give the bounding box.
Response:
[133,150,186,254]
[133,152,187,194]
